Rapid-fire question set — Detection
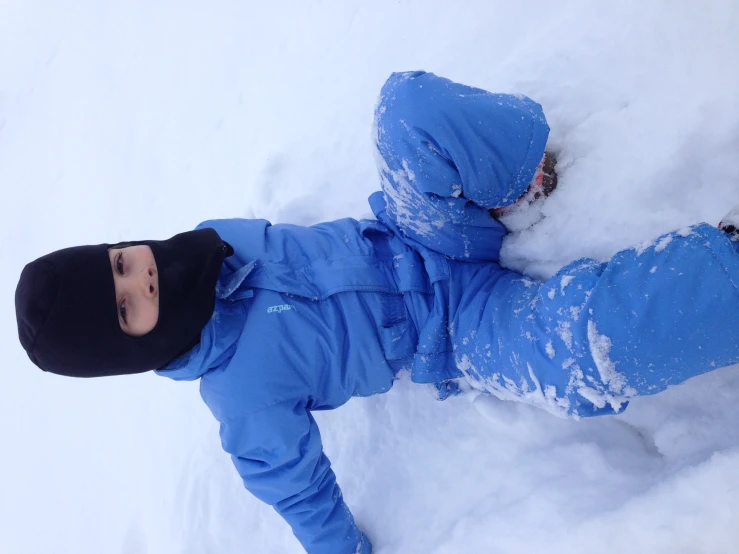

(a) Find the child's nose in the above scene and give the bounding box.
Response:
[140,267,157,297]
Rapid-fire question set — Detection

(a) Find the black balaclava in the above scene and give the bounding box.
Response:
[15,228,233,378]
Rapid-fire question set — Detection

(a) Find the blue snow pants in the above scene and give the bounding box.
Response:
[372,71,739,418]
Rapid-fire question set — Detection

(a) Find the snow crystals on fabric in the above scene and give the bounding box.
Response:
[582,320,637,413]
[545,341,556,359]
[456,355,573,418]
[373,146,445,239]
[557,321,574,351]
[587,320,626,393]
[654,236,673,253]
[559,275,575,295]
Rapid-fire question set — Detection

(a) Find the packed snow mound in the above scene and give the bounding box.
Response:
[2,1,739,553]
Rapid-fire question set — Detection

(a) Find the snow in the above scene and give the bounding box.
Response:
[545,341,556,359]
[586,320,633,397]
[2,1,739,553]
[559,275,575,294]
[557,321,574,351]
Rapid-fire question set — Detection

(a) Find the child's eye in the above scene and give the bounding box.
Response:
[119,301,128,324]
[116,253,124,275]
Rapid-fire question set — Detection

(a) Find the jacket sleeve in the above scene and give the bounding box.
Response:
[218,399,372,554]
[369,70,550,262]
[374,70,550,210]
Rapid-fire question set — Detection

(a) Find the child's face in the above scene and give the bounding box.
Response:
[107,245,159,336]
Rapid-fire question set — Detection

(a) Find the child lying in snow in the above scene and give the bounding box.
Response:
[15,71,739,554]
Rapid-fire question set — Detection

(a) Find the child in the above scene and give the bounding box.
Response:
[14,71,739,554]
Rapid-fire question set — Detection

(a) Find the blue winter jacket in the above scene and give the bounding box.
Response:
[157,72,739,553]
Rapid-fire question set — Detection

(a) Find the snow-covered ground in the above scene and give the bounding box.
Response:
[2,1,739,553]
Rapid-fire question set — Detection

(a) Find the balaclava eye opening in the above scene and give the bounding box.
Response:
[15,228,232,378]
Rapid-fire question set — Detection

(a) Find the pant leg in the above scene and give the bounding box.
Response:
[451,224,739,418]
[368,70,550,262]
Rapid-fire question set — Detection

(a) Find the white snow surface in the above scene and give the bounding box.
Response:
[2,1,739,553]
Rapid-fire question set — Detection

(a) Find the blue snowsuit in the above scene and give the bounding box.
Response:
[157,71,739,554]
